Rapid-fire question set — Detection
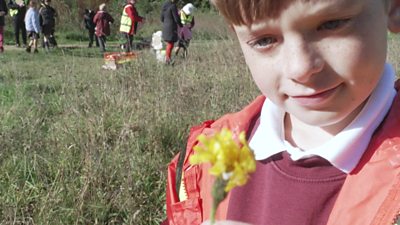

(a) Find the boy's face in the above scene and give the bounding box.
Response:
[234,0,393,132]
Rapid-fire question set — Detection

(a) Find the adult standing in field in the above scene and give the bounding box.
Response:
[84,8,98,48]
[160,0,181,64]
[8,0,27,48]
[25,0,40,53]
[93,3,114,52]
[39,0,57,50]
[0,0,7,53]
[175,3,195,58]
[119,0,143,52]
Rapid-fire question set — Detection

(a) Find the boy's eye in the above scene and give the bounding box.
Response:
[250,37,277,49]
[317,19,350,31]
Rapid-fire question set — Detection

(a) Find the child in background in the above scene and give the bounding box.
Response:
[25,0,41,53]
[39,0,57,50]
[93,3,114,52]
[163,0,400,225]
[84,8,98,48]
[175,3,195,58]
[0,0,7,53]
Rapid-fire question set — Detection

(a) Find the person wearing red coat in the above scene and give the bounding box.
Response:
[93,3,114,52]
[119,0,143,52]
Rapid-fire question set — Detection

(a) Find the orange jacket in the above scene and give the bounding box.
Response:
[164,81,400,225]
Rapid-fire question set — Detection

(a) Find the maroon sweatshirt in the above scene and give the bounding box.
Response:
[227,151,346,225]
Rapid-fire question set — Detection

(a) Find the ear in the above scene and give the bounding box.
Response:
[388,0,400,33]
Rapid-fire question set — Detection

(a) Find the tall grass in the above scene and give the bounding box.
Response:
[0,37,259,224]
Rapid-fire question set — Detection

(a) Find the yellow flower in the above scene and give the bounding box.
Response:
[189,128,256,192]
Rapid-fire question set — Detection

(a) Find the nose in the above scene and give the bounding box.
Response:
[282,37,324,83]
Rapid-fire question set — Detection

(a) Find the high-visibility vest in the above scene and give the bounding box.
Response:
[119,4,132,33]
[180,12,193,26]
[9,8,18,17]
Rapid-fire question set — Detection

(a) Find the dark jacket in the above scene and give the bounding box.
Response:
[39,3,56,27]
[84,9,96,31]
[93,10,114,36]
[7,0,26,21]
[0,0,7,26]
[160,0,181,42]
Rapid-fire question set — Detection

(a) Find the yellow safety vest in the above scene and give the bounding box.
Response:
[9,8,18,17]
[119,4,132,33]
[180,12,193,25]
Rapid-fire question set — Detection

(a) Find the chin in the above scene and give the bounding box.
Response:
[293,110,351,130]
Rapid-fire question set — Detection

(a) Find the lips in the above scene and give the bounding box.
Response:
[290,85,341,107]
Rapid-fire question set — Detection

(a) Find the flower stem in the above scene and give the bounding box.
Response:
[210,199,217,224]
[210,177,228,224]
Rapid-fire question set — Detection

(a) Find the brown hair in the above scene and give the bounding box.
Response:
[211,0,391,26]
[210,0,293,26]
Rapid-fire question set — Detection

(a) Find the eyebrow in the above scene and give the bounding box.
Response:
[305,0,364,18]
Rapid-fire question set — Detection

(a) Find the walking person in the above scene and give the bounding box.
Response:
[8,0,27,48]
[0,0,7,53]
[93,3,114,52]
[39,0,57,51]
[25,0,40,53]
[83,8,98,48]
[160,0,181,64]
[119,0,143,52]
[175,3,195,58]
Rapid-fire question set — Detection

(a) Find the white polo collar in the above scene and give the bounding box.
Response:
[249,63,396,173]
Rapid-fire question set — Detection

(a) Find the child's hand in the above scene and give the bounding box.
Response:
[201,220,252,225]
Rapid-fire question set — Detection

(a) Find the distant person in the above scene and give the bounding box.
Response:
[160,0,181,64]
[0,0,7,53]
[93,3,114,52]
[175,3,195,58]
[83,8,98,48]
[119,0,143,52]
[25,0,41,53]
[39,0,57,50]
[8,0,27,48]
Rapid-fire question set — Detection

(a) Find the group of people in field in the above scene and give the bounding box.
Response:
[83,0,144,53]
[83,0,195,64]
[0,0,196,62]
[0,0,57,53]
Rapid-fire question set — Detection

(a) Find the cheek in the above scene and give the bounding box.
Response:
[323,32,386,83]
[337,20,387,81]
[245,53,279,96]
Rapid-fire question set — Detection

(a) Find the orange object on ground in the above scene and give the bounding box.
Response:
[102,51,138,70]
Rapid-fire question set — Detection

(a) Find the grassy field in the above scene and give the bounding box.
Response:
[0,34,260,224]
[1,19,400,224]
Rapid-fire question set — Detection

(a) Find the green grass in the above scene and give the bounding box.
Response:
[0,37,259,224]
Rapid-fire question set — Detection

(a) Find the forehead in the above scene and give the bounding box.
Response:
[212,0,375,26]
